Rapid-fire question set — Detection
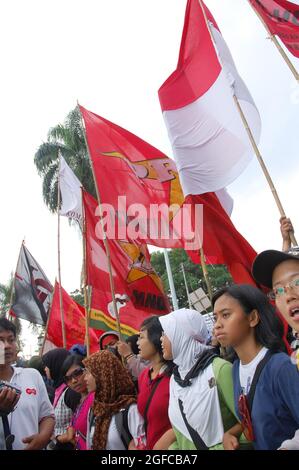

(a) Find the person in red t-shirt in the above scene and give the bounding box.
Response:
[137,316,175,450]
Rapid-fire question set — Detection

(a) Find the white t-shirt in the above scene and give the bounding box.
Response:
[87,403,144,450]
[239,347,268,395]
[0,367,54,450]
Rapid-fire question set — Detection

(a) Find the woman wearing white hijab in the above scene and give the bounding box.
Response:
[159,309,246,450]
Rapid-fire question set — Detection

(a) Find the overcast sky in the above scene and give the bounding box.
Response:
[1,0,298,354]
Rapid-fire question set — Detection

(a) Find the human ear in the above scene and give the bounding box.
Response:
[249,309,260,328]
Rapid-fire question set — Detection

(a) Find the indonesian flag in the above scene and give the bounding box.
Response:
[46,281,99,353]
[249,0,299,57]
[83,190,170,316]
[158,0,261,197]
[59,156,83,225]
[12,244,53,325]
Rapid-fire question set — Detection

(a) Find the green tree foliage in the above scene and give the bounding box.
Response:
[151,249,232,310]
[34,107,95,212]
[0,274,22,334]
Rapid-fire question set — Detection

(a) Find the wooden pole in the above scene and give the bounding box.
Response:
[233,95,297,246]
[40,280,56,356]
[7,240,24,321]
[81,187,90,356]
[57,153,67,348]
[247,0,299,82]
[199,0,298,247]
[199,248,213,303]
[78,104,123,340]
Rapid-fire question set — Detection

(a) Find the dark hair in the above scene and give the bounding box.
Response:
[140,316,174,376]
[0,318,17,338]
[126,334,139,355]
[61,354,84,379]
[212,284,286,353]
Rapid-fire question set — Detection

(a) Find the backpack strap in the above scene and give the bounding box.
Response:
[1,415,14,450]
[246,350,273,413]
[178,399,208,450]
[144,376,163,436]
[114,406,133,449]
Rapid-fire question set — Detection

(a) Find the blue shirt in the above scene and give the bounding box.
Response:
[232,352,299,450]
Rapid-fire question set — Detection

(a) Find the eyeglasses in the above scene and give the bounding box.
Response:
[64,367,85,384]
[238,393,254,442]
[268,278,299,300]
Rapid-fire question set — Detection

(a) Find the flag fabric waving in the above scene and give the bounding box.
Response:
[80,104,258,285]
[249,0,299,57]
[83,189,170,316]
[12,244,53,325]
[59,156,83,224]
[46,281,99,353]
[158,0,261,197]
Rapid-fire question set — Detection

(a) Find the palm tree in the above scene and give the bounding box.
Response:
[34,107,96,212]
[0,274,22,334]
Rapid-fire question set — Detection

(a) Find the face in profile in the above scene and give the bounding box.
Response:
[137,329,157,361]
[83,368,97,393]
[160,333,173,360]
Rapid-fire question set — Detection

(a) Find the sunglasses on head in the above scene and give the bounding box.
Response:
[238,393,254,442]
[64,367,85,384]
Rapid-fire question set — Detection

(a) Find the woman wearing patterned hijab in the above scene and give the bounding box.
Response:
[83,350,145,450]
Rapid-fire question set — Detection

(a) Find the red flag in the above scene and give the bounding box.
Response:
[80,105,257,285]
[89,287,161,338]
[83,190,170,316]
[249,0,299,57]
[46,282,99,353]
[186,194,257,285]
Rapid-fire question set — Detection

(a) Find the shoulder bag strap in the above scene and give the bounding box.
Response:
[144,376,163,436]
[178,399,208,450]
[1,415,14,450]
[247,350,273,413]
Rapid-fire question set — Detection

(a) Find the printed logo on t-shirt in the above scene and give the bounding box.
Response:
[26,388,37,395]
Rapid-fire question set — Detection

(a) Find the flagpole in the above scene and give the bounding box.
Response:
[81,187,90,356]
[163,249,179,310]
[199,0,298,247]
[7,240,25,321]
[232,95,297,246]
[247,0,299,82]
[180,262,192,310]
[78,104,123,341]
[199,248,213,302]
[57,152,67,348]
[40,280,55,356]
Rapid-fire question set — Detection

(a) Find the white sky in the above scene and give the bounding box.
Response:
[0,0,298,354]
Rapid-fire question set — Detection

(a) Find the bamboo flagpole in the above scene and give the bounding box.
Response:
[57,152,67,348]
[199,248,213,303]
[78,104,123,341]
[247,0,299,82]
[81,186,90,356]
[40,279,56,356]
[7,239,24,321]
[199,0,298,247]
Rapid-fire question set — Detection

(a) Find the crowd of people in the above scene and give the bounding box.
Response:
[0,218,299,451]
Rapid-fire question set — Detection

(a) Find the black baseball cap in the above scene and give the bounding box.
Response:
[252,247,299,288]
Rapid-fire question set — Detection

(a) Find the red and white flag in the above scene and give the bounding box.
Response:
[158,0,261,197]
[46,281,99,353]
[249,0,299,57]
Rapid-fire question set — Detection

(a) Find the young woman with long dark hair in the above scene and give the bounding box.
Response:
[212,284,299,450]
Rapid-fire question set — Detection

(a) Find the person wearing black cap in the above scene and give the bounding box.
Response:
[252,247,299,450]
[252,247,299,336]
